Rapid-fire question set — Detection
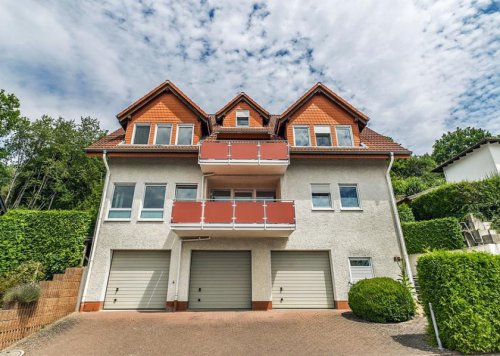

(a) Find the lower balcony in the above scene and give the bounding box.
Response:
[170,200,296,237]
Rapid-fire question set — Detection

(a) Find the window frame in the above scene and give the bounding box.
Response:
[107,183,136,221]
[132,123,151,145]
[236,110,250,127]
[293,125,311,147]
[139,183,167,221]
[175,124,194,145]
[153,123,172,145]
[314,125,333,147]
[338,184,362,210]
[348,257,374,284]
[310,183,333,210]
[335,125,354,147]
[175,183,198,201]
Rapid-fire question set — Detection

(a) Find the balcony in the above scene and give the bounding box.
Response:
[170,200,295,237]
[198,141,289,174]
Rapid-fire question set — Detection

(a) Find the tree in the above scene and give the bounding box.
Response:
[391,155,444,197]
[431,127,493,165]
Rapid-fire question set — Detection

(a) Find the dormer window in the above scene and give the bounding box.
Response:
[154,124,172,145]
[236,110,250,127]
[336,126,354,147]
[293,126,310,147]
[314,126,332,147]
[176,124,194,145]
[133,124,151,145]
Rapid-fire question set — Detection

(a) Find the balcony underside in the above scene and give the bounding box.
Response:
[199,161,288,174]
[171,224,294,238]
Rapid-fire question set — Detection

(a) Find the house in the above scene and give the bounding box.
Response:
[80,81,412,312]
[432,138,500,182]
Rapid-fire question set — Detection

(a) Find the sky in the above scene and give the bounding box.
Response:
[0,0,498,154]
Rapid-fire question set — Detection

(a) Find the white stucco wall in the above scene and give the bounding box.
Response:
[443,143,499,183]
[83,156,403,305]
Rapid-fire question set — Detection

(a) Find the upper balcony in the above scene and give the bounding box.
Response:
[198,141,289,174]
[170,199,295,238]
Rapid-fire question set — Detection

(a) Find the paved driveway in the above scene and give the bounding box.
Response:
[6,310,442,356]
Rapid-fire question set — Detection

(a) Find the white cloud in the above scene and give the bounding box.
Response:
[0,0,498,153]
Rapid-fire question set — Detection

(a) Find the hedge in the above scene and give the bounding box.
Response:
[411,176,500,221]
[0,210,91,277]
[402,217,465,254]
[417,251,500,354]
[397,204,415,222]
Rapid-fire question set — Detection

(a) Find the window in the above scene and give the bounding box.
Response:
[314,126,332,147]
[293,126,310,147]
[210,190,231,201]
[349,258,373,283]
[140,184,166,219]
[176,125,194,145]
[133,124,150,144]
[108,184,135,219]
[336,126,353,147]
[236,110,250,127]
[339,184,360,209]
[175,184,197,201]
[234,191,253,201]
[311,184,332,209]
[154,124,172,145]
[256,191,276,201]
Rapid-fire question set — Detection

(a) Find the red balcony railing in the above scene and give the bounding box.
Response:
[199,141,289,163]
[171,200,295,228]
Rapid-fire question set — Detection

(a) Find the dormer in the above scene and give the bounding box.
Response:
[277,83,369,148]
[215,93,270,128]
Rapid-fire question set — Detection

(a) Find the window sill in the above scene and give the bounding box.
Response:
[340,208,363,211]
[137,219,165,223]
[311,208,335,211]
[104,219,131,222]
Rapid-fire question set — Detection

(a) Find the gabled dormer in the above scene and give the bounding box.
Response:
[215,92,270,128]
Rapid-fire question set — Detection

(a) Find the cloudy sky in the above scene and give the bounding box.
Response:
[0,0,498,153]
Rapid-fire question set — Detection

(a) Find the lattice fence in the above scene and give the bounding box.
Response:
[0,267,83,349]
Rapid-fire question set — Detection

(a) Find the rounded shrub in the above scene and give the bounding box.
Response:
[3,283,42,304]
[348,277,415,323]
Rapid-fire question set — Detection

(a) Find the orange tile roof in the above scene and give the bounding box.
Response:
[215,92,270,120]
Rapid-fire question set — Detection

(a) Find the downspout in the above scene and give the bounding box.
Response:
[80,150,111,308]
[386,152,415,288]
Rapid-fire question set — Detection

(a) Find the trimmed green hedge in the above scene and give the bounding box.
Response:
[411,176,500,221]
[398,204,415,222]
[0,210,91,277]
[417,251,500,354]
[402,218,465,254]
[348,277,415,323]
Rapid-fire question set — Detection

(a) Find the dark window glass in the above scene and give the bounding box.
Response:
[133,125,150,144]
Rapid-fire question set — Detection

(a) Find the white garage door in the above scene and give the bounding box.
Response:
[104,251,170,310]
[189,251,251,309]
[271,251,334,309]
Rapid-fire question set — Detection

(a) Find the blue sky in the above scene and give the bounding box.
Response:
[0,0,498,154]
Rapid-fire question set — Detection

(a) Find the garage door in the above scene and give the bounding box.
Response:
[271,251,334,309]
[189,251,251,309]
[104,251,170,310]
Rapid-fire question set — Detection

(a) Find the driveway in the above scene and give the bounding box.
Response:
[6,310,442,356]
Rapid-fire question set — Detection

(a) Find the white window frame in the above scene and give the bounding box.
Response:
[175,183,199,201]
[139,184,167,221]
[338,184,362,210]
[132,123,151,145]
[310,183,333,210]
[175,124,194,145]
[314,125,333,147]
[348,257,374,284]
[236,110,250,127]
[293,125,311,147]
[153,124,172,145]
[335,125,354,147]
[209,188,277,201]
[107,183,136,221]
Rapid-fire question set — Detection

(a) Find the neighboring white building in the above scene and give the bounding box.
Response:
[433,138,500,183]
[80,81,412,312]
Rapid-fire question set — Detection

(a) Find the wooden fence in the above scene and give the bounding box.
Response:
[0,267,83,349]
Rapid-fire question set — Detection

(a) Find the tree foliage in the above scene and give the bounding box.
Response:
[391,154,444,197]
[0,90,22,191]
[431,127,493,165]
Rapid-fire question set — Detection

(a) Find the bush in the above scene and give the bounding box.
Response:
[398,204,415,222]
[348,277,415,323]
[417,251,500,354]
[0,261,44,293]
[0,210,91,277]
[3,283,42,304]
[402,218,465,254]
[411,176,500,221]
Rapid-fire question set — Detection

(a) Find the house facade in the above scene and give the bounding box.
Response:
[433,138,500,183]
[81,81,412,312]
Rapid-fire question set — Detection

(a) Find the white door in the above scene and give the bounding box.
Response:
[104,251,170,310]
[189,251,252,309]
[271,251,334,308]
